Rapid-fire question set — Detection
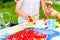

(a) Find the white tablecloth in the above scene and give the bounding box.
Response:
[0,25,25,36]
[51,35,60,40]
[0,20,60,40]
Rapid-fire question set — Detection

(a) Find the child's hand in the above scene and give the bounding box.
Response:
[43,7,50,19]
[22,13,30,20]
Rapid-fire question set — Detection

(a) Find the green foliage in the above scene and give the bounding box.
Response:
[3,1,16,8]
[0,0,15,8]
[3,14,10,23]
[52,3,60,12]
[49,16,56,19]
[0,1,17,23]
[39,4,45,19]
[0,7,18,23]
[0,0,13,3]
[52,0,56,3]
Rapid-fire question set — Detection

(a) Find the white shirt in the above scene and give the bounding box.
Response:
[18,0,40,24]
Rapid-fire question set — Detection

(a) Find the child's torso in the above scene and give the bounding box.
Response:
[21,0,40,16]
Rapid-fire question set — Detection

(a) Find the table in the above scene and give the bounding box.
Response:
[0,20,60,40]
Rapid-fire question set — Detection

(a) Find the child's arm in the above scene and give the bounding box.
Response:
[15,0,30,20]
[40,0,50,19]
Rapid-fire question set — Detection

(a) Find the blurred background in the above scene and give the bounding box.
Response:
[0,0,60,25]
[0,0,18,25]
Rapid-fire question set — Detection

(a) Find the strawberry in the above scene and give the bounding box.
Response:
[28,16,33,22]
